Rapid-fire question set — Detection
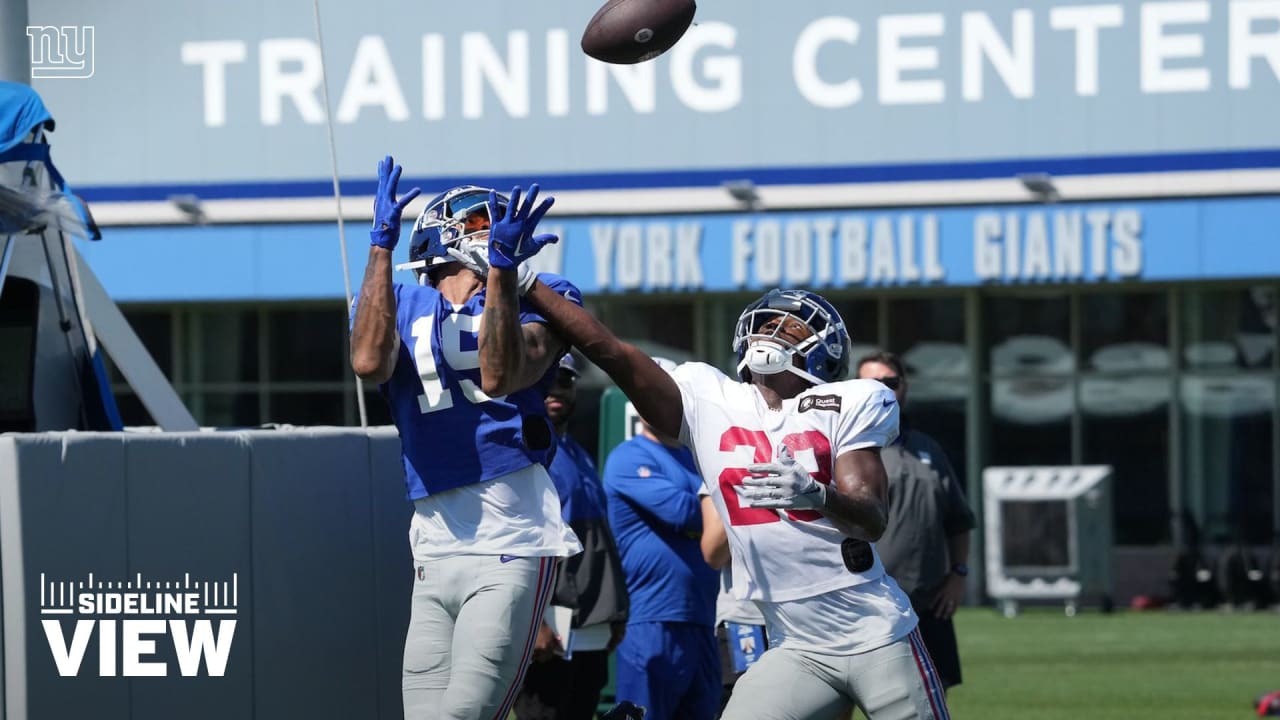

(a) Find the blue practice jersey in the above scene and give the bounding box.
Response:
[548,433,608,524]
[355,273,582,500]
[604,435,718,626]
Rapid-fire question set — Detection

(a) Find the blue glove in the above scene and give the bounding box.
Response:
[446,241,539,294]
[370,155,421,250]
[487,184,558,270]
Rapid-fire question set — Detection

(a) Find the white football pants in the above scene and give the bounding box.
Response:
[402,553,556,720]
[721,629,951,720]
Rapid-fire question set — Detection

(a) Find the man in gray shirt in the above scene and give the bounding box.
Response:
[857,351,975,692]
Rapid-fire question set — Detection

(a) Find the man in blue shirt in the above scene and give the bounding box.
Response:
[604,412,720,720]
[516,354,629,720]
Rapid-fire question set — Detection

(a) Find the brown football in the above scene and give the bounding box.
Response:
[580,0,697,65]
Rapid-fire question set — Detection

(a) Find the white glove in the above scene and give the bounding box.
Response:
[741,445,826,510]
[446,242,537,294]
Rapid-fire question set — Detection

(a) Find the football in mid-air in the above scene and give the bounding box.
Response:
[581,0,697,65]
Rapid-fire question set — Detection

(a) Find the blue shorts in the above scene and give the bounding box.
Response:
[615,621,721,720]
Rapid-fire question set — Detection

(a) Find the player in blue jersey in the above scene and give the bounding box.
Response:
[350,156,583,720]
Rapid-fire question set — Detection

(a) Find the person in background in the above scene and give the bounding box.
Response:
[699,494,767,717]
[857,351,975,693]
[604,401,721,720]
[516,353,629,720]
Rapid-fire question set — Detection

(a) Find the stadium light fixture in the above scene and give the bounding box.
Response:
[1018,173,1061,203]
[168,194,207,225]
[722,179,762,211]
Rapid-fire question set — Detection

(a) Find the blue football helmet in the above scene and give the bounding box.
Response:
[398,185,508,280]
[732,289,851,385]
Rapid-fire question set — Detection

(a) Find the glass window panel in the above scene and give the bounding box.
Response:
[888,297,965,349]
[988,379,1072,466]
[985,295,1071,377]
[268,309,346,383]
[832,298,879,359]
[607,300,696,355]
[564,386,604,465]
[268,391,346,426]
[121,309,174,381]
[1182,286,1277,370]
[198,310,259,382]
[112,392,154,427]
[199,392,261,427]
[1180,374,1275,543]
[1081,374,1171,544]
[887,297,968,409]
[363,390,393,426]
[1080,293,1169,371]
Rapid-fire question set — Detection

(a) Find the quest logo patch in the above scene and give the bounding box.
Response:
[798,395,842,413]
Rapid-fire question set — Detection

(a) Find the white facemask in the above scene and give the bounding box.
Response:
[737,336,830,386]
[742,339,792,376]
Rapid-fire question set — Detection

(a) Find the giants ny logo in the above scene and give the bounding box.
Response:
[39,572,238,677]
[26,26,95,79]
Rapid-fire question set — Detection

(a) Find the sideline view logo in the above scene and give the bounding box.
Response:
[39,572,238,677]
[26,26,95,79]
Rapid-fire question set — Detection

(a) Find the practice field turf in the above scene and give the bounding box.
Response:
[944,607,1280,720]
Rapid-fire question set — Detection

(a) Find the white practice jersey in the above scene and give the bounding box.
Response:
[672,362,900,604]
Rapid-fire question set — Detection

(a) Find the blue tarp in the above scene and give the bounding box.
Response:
[0,81,54,154]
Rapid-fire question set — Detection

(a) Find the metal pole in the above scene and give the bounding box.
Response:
[1,0,31,84]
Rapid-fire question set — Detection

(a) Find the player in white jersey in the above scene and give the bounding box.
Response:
[506,277,955,720]
[446,204,953,719]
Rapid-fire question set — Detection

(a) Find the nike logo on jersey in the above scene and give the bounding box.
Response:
[883,398,896,407]
[499,555,520,563]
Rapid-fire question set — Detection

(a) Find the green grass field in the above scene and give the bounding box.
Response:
[944,607,1280,720]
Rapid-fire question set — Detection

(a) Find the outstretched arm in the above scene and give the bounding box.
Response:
[351,156,420,384]
[350,247,399,384]
[525,279,684,439]
[477,185,564,396]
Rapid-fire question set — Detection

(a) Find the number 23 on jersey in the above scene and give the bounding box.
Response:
[718,427,832,526]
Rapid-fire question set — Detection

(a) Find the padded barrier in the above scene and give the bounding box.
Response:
[0,428,413,720]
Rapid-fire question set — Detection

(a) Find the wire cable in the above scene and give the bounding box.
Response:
[312,0,368,427]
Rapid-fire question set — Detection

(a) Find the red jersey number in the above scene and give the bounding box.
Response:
[717,427,833,526]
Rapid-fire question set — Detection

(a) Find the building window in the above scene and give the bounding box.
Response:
[985,294,1073,466]
[113,304,356,428]
[268,309,348,383]
[1182,286,1275,370]
[269,391,348,426]
[1079,292,1172,544]
[1181,286,1277,543]
[197,309,258,383]
[833,298,879,359]
[603,298,697,359]
[885,296,969,489]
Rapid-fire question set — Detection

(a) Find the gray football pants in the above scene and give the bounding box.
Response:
[402,554,557,720]
[721,629,951,720]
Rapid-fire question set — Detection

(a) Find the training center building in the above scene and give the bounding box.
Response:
[24,0,1280,598]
